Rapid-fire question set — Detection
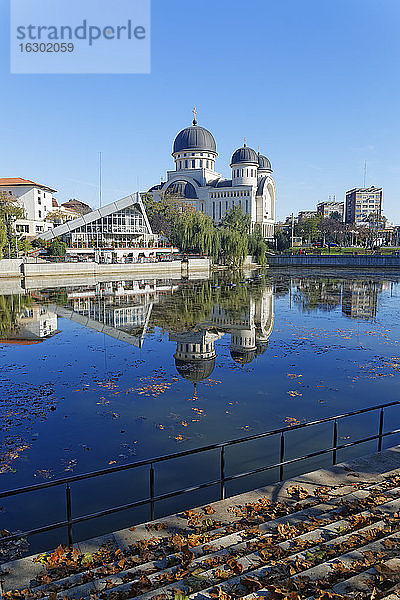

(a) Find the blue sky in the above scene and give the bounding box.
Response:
[1,0,400,223]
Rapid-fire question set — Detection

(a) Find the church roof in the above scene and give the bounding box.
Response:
[173,125,217,154]
[210,179,233,188]
[164,180,198,199]
[258,154,272,171]
[230,348,256,365]
[231,146,258,166]
[175,357,215,382]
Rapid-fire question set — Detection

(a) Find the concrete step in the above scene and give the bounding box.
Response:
[1,446,399,600]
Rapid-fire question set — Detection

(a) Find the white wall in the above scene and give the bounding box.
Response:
[0,185,53,221]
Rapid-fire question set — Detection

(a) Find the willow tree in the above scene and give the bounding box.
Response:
[248,226,267,265]
[218,227,248,268]
[172,210,216,256]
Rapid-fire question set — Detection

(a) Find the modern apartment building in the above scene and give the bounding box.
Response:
[345,187,382,225]
[317,201,344,220]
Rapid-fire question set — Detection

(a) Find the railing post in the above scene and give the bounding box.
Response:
[378,408,384,452]
[332,419,338,465]
[279,432,285,482]
[220,446,225,500]
[149,463,155,521]
[65,483,73,547]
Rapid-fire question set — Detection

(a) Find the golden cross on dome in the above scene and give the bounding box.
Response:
[192,106,197,125]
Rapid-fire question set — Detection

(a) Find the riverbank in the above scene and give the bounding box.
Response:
[267,253,400,268]
[0,257,211,279]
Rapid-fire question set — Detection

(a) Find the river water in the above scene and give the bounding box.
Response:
[0,269,399,552]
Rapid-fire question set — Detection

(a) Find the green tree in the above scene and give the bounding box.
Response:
[31,237,48,249]
[221,205,251,236]
[295,216,321,244]
[248,226,267,265]
[273,228,291,251]
[0,192,25,257]
[0,220,7,259]
[143,192,195,238]
[48,238,67,257]
[17,237,32,255]
[218,227,248,268]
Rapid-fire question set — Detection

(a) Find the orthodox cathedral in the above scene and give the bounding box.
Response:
[148,110,276,240]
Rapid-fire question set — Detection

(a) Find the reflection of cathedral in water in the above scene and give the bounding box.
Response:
[170,286,274,383]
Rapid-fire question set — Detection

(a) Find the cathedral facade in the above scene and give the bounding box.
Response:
[148,112,276,240]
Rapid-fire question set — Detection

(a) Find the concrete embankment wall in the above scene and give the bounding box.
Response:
[22,258,211,278]
[0,259,24,278]
[267,254,400,268]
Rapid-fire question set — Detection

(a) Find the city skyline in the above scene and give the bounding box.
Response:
[1,0,400,223]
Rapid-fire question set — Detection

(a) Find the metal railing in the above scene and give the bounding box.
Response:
[1,401,399,548]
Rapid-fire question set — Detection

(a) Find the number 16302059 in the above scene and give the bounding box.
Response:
[19,42,74,52]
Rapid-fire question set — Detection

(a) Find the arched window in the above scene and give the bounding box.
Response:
[185,160,188,168]
[199,159,203,167]
[192,159,195,168]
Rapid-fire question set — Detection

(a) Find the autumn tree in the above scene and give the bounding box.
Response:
[45,209,69,223]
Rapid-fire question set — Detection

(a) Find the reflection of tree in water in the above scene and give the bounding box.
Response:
[151,272,271,333]
[293,278,342,312]
[292,276,388,320]
[161,273,274,383]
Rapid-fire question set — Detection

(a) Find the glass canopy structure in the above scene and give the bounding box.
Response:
[38,193,154,249]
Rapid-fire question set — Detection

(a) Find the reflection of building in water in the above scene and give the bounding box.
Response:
[172,329,221,383]
[0,305,58,344]
[294,277,382,321]
[170,286,274,382]
[294,279,342,312]
[342,281,380,320]
[49,279,178,348]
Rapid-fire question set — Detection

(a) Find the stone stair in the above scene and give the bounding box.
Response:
[1,446,399,600]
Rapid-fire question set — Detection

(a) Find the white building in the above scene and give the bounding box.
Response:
[148,113,276,240]
[0,177,56,236]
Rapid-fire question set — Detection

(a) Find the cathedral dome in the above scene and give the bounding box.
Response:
[230,349,256,365]
[258,154,272,171]
[175,357,215,382]
[231,145,258,166]
[173,125,217,154]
